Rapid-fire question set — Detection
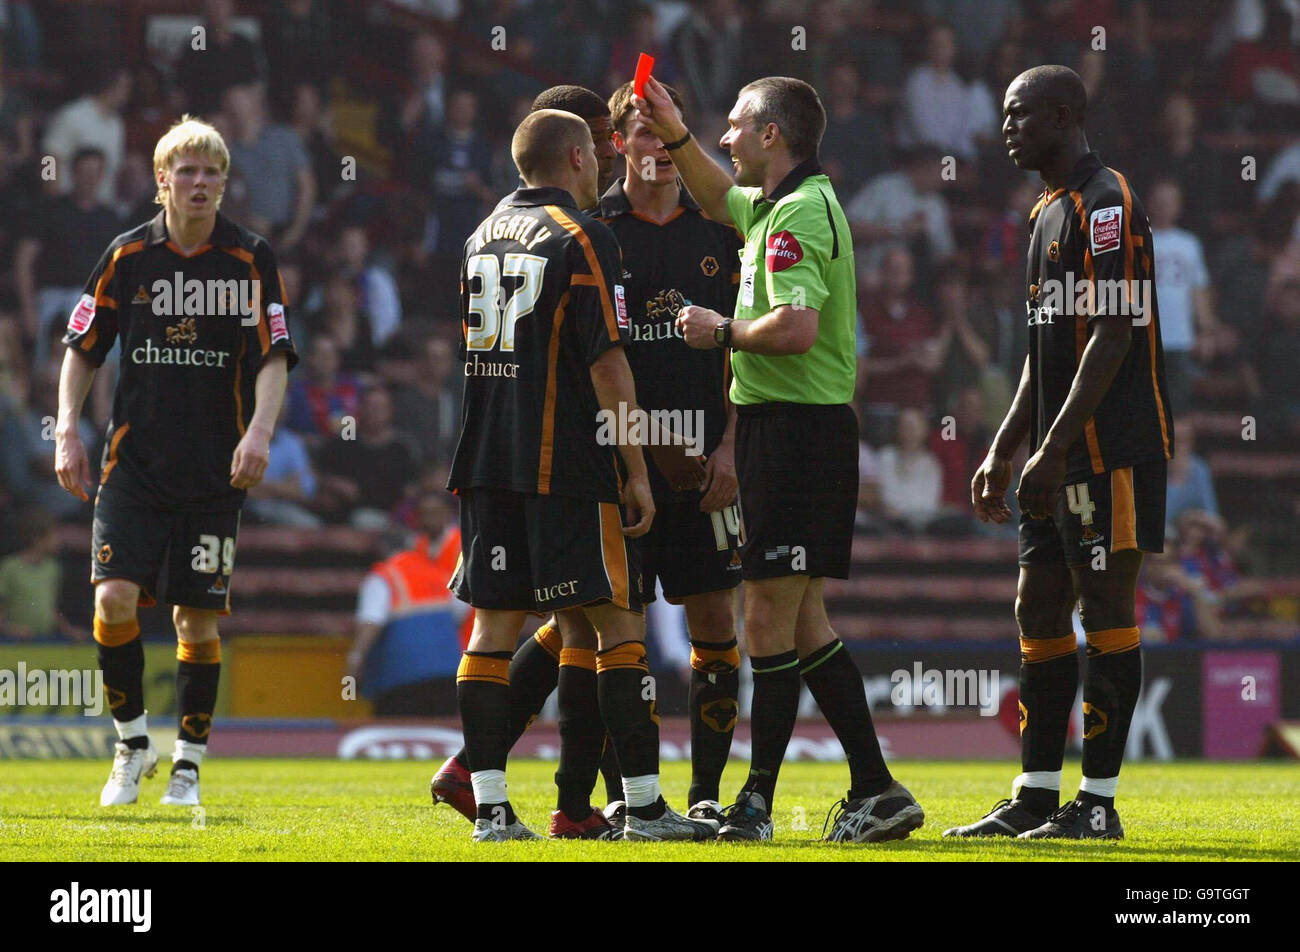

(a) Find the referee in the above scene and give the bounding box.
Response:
[635,75,924,842]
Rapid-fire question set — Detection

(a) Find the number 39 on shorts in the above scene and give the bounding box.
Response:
[192,534,235,574]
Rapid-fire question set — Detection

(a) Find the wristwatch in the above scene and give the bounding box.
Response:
[714,318,734,348]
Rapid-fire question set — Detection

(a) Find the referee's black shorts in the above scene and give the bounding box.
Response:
[735,402,858,580]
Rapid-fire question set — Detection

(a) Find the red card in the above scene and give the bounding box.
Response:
[633,53,654,97]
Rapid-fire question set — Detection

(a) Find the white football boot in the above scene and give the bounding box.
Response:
[470,817,544,841]
[160,767,201,806]
[100,740,159,806]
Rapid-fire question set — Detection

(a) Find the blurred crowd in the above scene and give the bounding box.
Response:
[2,0,1299,641]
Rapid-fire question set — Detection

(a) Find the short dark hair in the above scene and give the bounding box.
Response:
[608,80,684,134]
[512,108,591,182]
[531,84,609,121]
[1013,65,1087,125]
[736,76,826,162]
[72,146,107,168]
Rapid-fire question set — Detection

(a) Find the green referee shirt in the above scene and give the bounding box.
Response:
[724,158,856,406]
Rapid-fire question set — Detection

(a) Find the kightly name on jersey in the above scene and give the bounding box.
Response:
[468,213,553,254]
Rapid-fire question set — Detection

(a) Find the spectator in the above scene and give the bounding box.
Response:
[1166,419,1221,529]
[317,273,376,374]
[388,335,461,465]
[858,246,942,437]
[1149,178,1219,412]
[1135,547,1219,642]
[0,507,83,640]
[337,223,402,347]
[389,30,449,181]
[1251,277,1300,432]
[671,0,739,115]
[895,25,997,163]
[41,66,130,206]
[245,400,322,528]
[0,326,97,519]
[314,386,418,528]
[427,89,495,278]
[846,149,956,276]
[1213,197,1292,355]
[931,269,994,412]
[262,0,334,115]
[174,0,266,116]
[346,490,470,715]
[15,148,122,365]
[1135,94,1224,234]
[876,407,947,534]
[0,64,35,167]
[224,82,315,250]
[855,438,887,533]
[288,81,341,207]
[820,61,891,197]
[284,335,364,445]
[922,0,1022,71]
[929,385,992,514]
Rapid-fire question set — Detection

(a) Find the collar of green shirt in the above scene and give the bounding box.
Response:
[145,210,243,248]
[597,175,701,218]
[753,156,826,206]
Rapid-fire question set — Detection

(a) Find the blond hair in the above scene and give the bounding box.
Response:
[153,115,230,206]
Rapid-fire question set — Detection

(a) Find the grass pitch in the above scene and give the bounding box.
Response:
[2,759,1297,862]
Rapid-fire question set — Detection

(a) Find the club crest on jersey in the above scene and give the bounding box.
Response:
[700,255,719,277]
[165,317,198,344]
[68,294,96,334]
[1089,206,1123,255]
[268,302,289,343]
[132,285,152,304]
[766,230,803,272]
[614,284,629,330]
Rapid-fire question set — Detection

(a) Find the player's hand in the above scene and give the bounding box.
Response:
[675,304,723,349]
[971,451,1013,523]
[230,426,272,489]
[1016,445,1067,522]
[698,437,737,512]
[648,440,707,492]
[621,472,655,537]
[54,426,93,502]
[632,75,689,146]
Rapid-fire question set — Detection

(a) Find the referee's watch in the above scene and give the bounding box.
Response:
[714,318,734,348]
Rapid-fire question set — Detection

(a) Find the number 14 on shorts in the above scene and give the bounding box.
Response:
[192,534,235,574]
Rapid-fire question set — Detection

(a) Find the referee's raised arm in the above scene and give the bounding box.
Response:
[633,76,735,225]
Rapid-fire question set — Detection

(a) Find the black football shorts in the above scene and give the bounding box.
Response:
[452,487,643,613]
[91,473,242,613]
[638,481,743,604]
[1018,460,1167,567]
[734,402,858,581]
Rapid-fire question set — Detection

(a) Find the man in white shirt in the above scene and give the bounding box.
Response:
[846,150,956,271]
[41,68,130,206]
[1149,178,1219,412]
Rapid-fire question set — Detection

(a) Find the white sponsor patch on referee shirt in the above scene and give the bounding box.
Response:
[1090,206,1123,255]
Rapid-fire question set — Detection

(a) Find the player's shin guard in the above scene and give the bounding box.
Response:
[688,638,740,805]
[450,622,560,771]
[1080,627,1142,808]
[555,647,602,820]
[595,642,660,812]
[175,639,220,771]
[800,639,891,798]
[1017,633,1079,815]
[457,650,516,822]
[95,616,146,742]
[741,649,801,811]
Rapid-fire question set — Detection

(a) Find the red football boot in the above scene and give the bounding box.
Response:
[430,757,475,822]
[549,808,618,840]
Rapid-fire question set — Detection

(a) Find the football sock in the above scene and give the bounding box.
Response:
[172,739,205,775]
[1081,626,1142,803]
[95,616,145,728]
[598,734,623,804]
[799,639,891,799]
[555,647,601,820]
[595,642,660,812]
[456,650,514,821]
[740,648,800,811]
[687,638,740,806]
[176,640,221,759]
[1017,633,1078,816]
[451,622,560,771]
